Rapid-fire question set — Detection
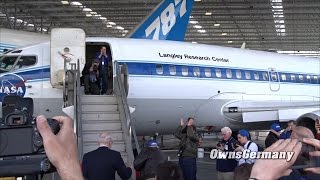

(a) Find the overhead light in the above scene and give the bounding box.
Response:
[205,12,212,16]
[86,13,92,17]
[27,24,34,27]
[122,34,126,37]
[222,33,227,36]
[93,14,101,17]
[107,25,112,28]
[214,23,220,27]
[195,0,201,1]
[108,22,116,25]
[198,29,206,33]
[193,25,202,29]
[61,1,69,4]
[189,20,198,24]
[70,1,82,6]
[116,26,124,30]
[90,12,97,15]
[99,17,107,20]
[82,8,92,12]
[228,41,233,43]
[192,41,198,44]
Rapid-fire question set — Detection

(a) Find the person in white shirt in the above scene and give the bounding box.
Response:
[235,129,258,165]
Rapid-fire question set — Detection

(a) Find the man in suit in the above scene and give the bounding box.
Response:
[82,132,132,180]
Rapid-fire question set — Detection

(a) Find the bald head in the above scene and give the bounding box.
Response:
[99,132,112,147]
[291,126,314,140]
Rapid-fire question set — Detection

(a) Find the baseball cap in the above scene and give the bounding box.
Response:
[147,140,158,148]
[238,129,250,140]
[271,123,281,132]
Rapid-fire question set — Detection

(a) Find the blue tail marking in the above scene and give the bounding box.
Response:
[127,0,194,41]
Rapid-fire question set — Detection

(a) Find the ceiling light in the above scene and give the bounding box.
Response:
[189,20,198,24]
[86,14,92,17]
[193,25,202,29]
[198,29,206,33]
[82,8,92,12]
[192,41,198,44]
[70,1,82,6]
[107,25,112,28]
[214,23,220,27]
[108,22,116,25]
[99,17,107,20]
[116,26,124,30]
[228,41,233,43]
[90,12,97,15]
[93,14,101,17]
[61,1,69,4]
[205,12,212,15]
[195,0,201,2]
[222,33,227,36]
[27,24,34,27]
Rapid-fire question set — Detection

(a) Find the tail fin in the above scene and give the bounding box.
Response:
[127,0,194,41]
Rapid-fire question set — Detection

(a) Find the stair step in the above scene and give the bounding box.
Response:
[81,104,118,112]
[80,95,116,104]
[82,121,122,131]
[82,131,124,142]
[81,112,120,121]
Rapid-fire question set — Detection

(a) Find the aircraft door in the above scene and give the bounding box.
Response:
[268,68,280,92]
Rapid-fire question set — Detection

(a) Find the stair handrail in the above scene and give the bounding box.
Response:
[75,59,83,159]
[113,62,137,179]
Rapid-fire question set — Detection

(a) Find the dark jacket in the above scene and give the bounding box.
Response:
[216,137,238,172]
[265,131,280,148]
[134,147,167,179]
[82,146,132,180]
[174,125,199,157]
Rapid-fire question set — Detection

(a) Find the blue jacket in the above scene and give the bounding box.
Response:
[280,130,292,139]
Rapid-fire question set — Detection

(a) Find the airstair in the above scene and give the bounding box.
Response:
[61,61,139,180]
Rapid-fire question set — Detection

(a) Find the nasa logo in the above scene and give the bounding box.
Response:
[0,74,26,102]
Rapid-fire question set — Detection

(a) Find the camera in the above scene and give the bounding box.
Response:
[0,96,60,177]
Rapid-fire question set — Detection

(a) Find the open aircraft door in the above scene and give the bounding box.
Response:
[50,28,85,87]
[268,67,280,92]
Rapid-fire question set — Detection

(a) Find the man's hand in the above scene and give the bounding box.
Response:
[36,115,84,180]
[250,139,302,180]
[216,144,224,151]
[89,67,93,72]
[235,145,244,152]
[271,129,281,137]
[180,118,184,126]
[303,138,320,174]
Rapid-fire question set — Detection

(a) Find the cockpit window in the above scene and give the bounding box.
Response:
[13,56,36,70]
[0,56,19,71]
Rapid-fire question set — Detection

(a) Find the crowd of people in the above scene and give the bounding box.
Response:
[33,115,320,180]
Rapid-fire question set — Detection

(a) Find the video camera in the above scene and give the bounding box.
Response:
[0,96,60,177]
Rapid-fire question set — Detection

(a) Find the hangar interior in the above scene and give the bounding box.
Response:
[0,0,319,57]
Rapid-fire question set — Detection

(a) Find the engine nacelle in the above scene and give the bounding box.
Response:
[296,110,320,136]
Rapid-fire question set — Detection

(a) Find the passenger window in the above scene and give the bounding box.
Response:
[182,66,188,76]
[306,75,311,82]
[216,69,222,78]
[245,71,251,79]
[281,74,287,81]
[271,72,277,81]
[193,67,200,77]
[262,72,268,81]
[169,65,176,75]
[314,76,319,83]
[298,75,304,82]
[0,56,18,71]
[254,72,259,80]
[236,70,241,79]
[14,56,36,70]
[291,74,296,81]
[226,69,232,78]
[204,68,211,77]
[156,64,163,75]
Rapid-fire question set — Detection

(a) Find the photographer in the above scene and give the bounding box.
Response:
[216,127,239,180]
[82,59,100,95]
[95,46,110,95]
[174,117,199,180]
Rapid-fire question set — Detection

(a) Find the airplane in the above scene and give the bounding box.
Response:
[0,0,319,136]
[0,28,49,54]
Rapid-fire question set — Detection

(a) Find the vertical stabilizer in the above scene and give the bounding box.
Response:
[127,0,194,41]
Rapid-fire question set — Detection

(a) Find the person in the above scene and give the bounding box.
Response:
[265,123,281,148]
[155,161,183,180]
[95,46,110,95]
[280,120,296,139]
[235,129,258,165]
[82,59,100,95]
[215,127,239,180]
[315,118,320,140]
[35,115,84,180]
[134,140,167,180]
[82,132,132,180]
[174,117,199,180]
[234,163,253,180]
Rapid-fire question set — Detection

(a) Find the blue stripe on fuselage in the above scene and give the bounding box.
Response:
[1,67,50,81]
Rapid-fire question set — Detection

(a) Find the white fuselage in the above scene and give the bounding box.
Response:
[0,38,319,135]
